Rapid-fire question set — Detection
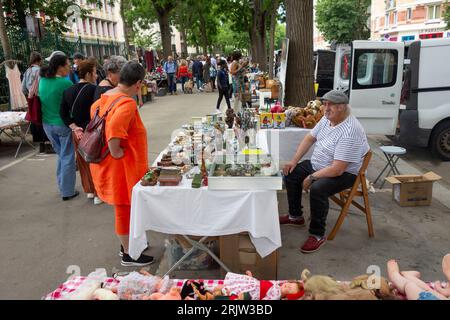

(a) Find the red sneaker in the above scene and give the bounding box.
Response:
[279,215,305,227]
[300,236,326,253]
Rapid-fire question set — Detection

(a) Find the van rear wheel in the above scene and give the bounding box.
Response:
[430,121,450,161]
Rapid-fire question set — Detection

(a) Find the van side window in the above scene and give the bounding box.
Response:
[352,49,398,89]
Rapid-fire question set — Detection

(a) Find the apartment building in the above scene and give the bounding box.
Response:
[371,0,450,41]
[65,0,125,57]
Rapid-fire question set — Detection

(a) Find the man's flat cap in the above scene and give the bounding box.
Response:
[322,90,349,104]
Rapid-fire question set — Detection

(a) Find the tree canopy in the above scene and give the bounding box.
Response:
[444,1,450,30]
[315,0,371,44]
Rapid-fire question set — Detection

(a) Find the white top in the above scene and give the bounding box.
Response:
[310,115,370,175]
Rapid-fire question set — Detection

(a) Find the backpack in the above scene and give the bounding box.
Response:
[77,96,125,163]
[209,66,217,78]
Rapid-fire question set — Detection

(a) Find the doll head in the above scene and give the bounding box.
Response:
[281,281,304,300]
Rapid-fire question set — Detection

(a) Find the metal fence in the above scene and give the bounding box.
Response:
[0,30,126,108]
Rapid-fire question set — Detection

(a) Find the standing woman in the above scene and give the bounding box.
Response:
[39,52,78,201]
[90,62,153,266]
[21,51,51,154]
[203,57,211,91]
[229,51,248,112]
[177,59,190,93]
[60,58,103,205]
[94,55,127,101]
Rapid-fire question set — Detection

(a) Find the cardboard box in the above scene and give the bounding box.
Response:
[219,233,278,279]
[260,112,273,129]
[273,113,286,129]
[385,172,442,207]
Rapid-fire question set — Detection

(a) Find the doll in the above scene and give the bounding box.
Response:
[223,271,304,300]
[387,254,450,300]
[301,269,392,300]
[148,287,182,300]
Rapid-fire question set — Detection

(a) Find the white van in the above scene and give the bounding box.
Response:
[334,38,450,160]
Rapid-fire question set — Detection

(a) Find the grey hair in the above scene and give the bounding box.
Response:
[344,104,352,116]
[103,55,127,74]
[120,61,146,86]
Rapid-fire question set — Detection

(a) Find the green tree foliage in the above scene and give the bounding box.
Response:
[2,0,110,33]
[444,1,450,30]
[215,20,250,55]
[315,0,371,44]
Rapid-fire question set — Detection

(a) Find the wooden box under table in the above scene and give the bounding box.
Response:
[219,232,278,280]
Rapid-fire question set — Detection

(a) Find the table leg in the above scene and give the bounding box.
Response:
[183,236,231,273]
[163,239,202,277]
[163,235,231,277]
[15,123,35,158]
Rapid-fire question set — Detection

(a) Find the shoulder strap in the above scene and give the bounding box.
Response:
[70,83,90,117]
[99,95,128,119]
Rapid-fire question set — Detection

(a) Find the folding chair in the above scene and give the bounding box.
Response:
[327,151,374,240]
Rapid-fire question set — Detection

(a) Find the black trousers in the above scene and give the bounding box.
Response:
[216,87,231,109]
[284,160,356,237]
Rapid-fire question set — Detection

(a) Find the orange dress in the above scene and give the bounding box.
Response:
[89,93,148,206]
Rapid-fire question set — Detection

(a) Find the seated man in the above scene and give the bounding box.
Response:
[281,90,370,254]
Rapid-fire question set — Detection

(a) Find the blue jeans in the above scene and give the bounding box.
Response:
[167,73,176,93]
[195,76,203,90]
[43,124,76,197]
[180,76,189,92]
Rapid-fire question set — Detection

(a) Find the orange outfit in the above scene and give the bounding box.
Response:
[89,93,148,235]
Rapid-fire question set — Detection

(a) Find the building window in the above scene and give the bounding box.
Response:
[393,11,398,25]
[406,8,412,20]
[385,13,389,27]
[427,5,441,20]
[388,0,396,9]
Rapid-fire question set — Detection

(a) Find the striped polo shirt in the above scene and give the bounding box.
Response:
[310,114,370,175]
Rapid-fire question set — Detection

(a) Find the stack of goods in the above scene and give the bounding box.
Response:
[157,153,175,167]
[158,168,183,186]
[285,99,324,129]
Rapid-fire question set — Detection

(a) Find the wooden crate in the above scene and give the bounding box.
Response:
[219,232,278,280]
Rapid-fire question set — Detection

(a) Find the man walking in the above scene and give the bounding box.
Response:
[164,56,178,95]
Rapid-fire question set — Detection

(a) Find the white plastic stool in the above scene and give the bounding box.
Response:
[374,146,407,188]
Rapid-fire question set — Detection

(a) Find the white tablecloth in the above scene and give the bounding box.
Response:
[129,172,281,261]
[258,127,313,164]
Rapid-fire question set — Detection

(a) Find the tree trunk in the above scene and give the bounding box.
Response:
[180,28,188,58]
[158,12,173,58]
[251,0,268,72]
[198,12,208,55]
[249,29,257,62]
[0,1,12,59]
[268,0,279,79]
[120,0,132,59]
[285,0,314,107]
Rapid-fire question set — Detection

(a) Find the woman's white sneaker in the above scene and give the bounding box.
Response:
[94,197,103,205]
[87,193,95,199]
